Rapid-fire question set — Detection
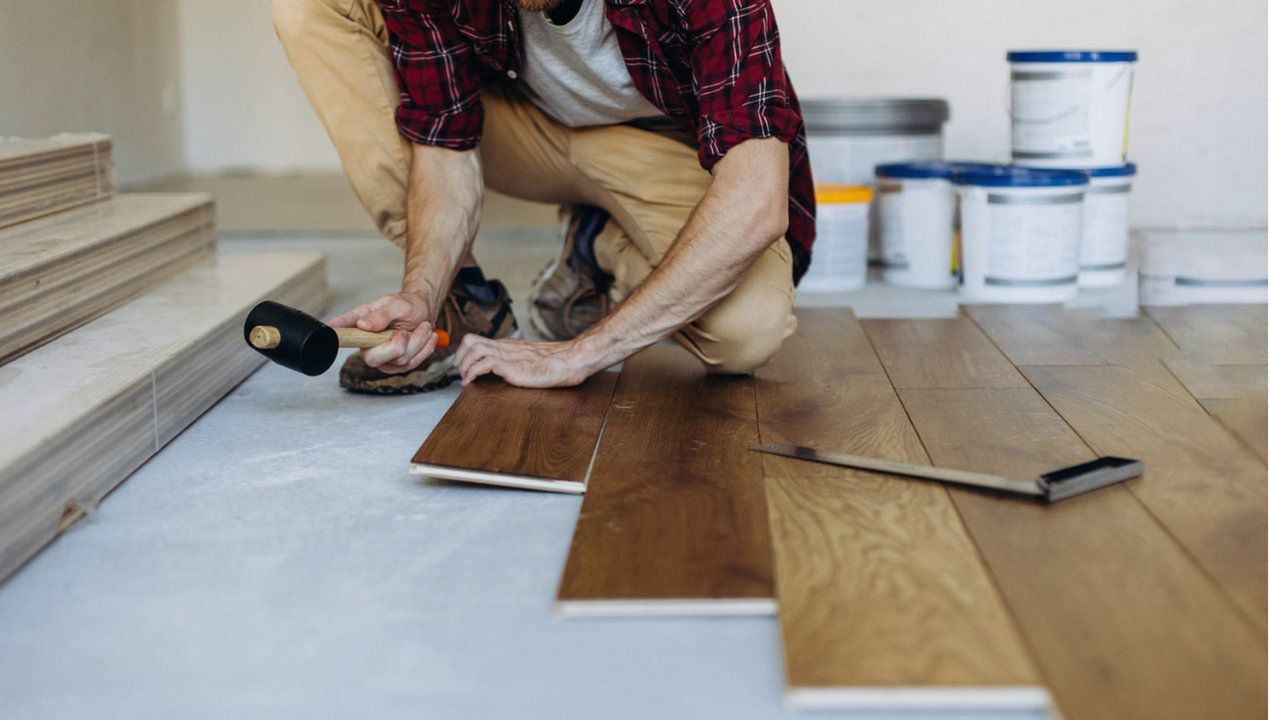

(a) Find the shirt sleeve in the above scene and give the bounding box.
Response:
[677,0,801,171]
[377,0,484,148]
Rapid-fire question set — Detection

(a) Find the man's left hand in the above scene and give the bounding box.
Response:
[455,335,603,388]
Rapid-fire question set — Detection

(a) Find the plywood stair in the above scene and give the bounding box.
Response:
[0,134,328,582]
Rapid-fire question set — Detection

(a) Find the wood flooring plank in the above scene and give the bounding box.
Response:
[897,386,1267,720]
[1145,305,1268,364]
[1162,356,1267,400]
[1024,365,1268,628]
[556,344,771,614]
[1201,393,1268,463]
[757,310,1045,711]
[862,318,1029,388]
[964,304,1178,370]
[410,370,619,494]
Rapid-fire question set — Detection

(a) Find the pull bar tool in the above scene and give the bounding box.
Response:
[751,443,1141,502]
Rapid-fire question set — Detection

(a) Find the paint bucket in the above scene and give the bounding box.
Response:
[874,162,987,290]
[1076,164,1136,287]
[801,99,950,262]
[1008,51,1137,168]
[953,165,1089,303]
[1140,229,1269,305]
[800,184,873,293]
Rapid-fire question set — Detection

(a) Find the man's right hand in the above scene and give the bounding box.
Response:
[328,291,441,374]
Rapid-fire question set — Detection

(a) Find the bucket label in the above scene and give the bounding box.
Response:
[1082,185,1131,269]
[1011,69,1094,158]
[986,198,1082,284]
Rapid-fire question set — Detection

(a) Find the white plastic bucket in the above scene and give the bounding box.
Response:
[800,185,873,293]
[953,166,1089,303]
[1008,50,1137,168]
[1078,164,1136,287]
[1140,229,1269,305]
[874,162,988,290]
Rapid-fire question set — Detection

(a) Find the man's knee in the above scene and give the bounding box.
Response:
[694,303,797,375]
[270,0,340,45]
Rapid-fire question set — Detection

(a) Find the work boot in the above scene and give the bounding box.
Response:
[338,274,518,395]
[528,204,615,341]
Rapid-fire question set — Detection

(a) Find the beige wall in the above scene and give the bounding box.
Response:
[0,0,186,185]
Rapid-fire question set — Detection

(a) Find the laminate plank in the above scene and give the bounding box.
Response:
[1024,365,1268,628]
[1162,356,1267,400]
[556,344,771,614]
[1201,393,1268,463]
[1146,305,1268,364]
[0,133,113,228]
[0,251,327,582]
[757,310,1045,711]
[897,387,1268,720]
[964,304,1178,370]
[862,318,1029,388]
[410,370,619,494]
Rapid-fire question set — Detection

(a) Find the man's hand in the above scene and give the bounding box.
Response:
[328,292,441,374]
[455,335,604,388]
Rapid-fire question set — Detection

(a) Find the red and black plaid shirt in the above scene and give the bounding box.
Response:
[376,0,816,281]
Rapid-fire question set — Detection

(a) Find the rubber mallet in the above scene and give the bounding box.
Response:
[243,300,450,377]
[752,443,1141,502]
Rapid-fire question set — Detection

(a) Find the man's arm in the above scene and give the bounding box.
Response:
[328,144,482,373]
[455,136,789,387]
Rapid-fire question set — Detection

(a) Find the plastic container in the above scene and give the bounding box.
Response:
[1140,229,1269,305]
[800,185,873,293]
[874,161,990,289]
[1008,50,1137,168]
[1076,164,1136,287]
[953,165,1089,303]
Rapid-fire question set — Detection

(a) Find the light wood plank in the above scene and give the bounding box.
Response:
[1201,393,1268,463]
[965,304,1179,369]
[1146,305,1268,364]
[1162,356,1267,400]
[898,387,1268,720]
[758,310,1045,711]
[556,344,771,614]
[0,133,113,228]
[1024,365,1268,628]
[410,371,619,494]
[863,318,1029,388]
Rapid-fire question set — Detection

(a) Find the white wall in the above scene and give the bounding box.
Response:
[771,0,1268,228]
[0,0,186,185]
[177,0,339,173]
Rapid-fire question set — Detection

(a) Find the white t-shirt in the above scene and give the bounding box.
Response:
[517,0,665,128]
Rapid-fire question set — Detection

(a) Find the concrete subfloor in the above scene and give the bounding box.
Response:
[3,172,1132,718]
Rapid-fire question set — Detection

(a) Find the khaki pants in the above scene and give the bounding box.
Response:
[270,0,796,373]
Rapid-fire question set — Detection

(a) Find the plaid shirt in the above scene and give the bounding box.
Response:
[376,0,816,280]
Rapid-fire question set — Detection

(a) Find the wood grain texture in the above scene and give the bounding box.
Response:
[757,310,1043,709]
[556,344,771,613]
[1201,393,1268,463]
[964,304,1178,369]
[0,133,113,228]
[862,318,1029,388]
[898,387,1268,720]
[1162,356,1267,400]
[1146,305,1268,364]
[1024,365,1268,628]
[410,371,619,493]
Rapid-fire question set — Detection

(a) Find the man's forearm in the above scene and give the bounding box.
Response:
[575,137,791,369]
[401,144,484,314]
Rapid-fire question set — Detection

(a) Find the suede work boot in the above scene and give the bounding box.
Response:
[339,277,517,395]
[528,205,615,341]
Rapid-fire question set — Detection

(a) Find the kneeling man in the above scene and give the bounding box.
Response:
[271,0,816,391]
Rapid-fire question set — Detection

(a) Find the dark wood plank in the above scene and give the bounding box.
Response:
[1024,365,1268,628]
[862,318,1029,388]
[556,344,771,613]
[758,310,1043,709]
[1202,393,1268,463]
[898,386,1267,720]
[411,371,618,493]
[1146,305,1268,364]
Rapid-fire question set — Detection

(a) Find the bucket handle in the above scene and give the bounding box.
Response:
[1005,63,1132,124]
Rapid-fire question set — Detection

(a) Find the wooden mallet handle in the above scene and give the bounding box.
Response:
[249,325,450,350]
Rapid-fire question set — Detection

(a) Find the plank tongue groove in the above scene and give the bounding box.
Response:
[757,310,1044,710]
[556,344,772,613]
[410,371,618,493]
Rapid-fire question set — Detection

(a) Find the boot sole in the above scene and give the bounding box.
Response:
[339,328,524,396]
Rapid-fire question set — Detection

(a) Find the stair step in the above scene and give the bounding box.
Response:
[0,133,114,229]
[0,193,216,364]
[0,250,328,581]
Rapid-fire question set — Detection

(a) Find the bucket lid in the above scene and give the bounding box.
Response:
[815,184,874,203]
[1087,163,1138,178]
[1007,50,1138,63]
[876,161,995,180]
[952,165,1089,187]
[801,98,950,134]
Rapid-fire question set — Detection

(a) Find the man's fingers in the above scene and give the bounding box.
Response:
[329,305,368,328]
[462,356,499,385]
[357,307,395,332]
[362,329,410,368]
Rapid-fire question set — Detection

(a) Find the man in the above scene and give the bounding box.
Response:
[270,0,815,391]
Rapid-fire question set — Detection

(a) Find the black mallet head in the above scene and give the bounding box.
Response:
[243,301,340,377]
